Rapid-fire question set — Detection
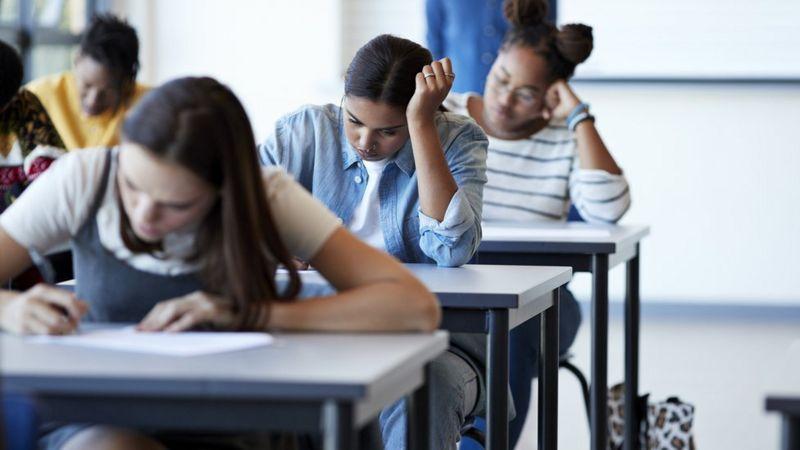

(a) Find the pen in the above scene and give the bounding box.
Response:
[28,248,56,285]
[29,248,79,332]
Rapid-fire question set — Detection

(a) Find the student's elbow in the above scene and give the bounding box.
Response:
[608,201,631,224]
[431,250,472,268]
[421,226,479,267]
[577,198,631,225]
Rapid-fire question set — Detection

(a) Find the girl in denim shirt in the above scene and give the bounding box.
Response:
[261,34,489,450]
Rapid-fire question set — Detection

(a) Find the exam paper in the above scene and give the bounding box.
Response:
[29,327,274,356]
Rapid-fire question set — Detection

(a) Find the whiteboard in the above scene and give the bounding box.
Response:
[558,0,800,80]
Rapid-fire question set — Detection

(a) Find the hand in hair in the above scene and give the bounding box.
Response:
[406,57,455,125]
[542,80,582,122]
[137,291,237,332]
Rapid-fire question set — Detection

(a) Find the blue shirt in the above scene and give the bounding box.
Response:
[259,104,488,267]
[426,0,509,94]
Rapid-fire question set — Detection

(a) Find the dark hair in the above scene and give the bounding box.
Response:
[344,34,433,108]
[501,0,593,81]
[0,40,23,109]
[79,14,139,101]
[120,77,302,329]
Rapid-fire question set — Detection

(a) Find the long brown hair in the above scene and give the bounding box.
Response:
[120,77,301,329]
[502,0,594,81]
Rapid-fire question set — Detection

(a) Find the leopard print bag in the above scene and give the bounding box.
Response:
[608,382,696,450]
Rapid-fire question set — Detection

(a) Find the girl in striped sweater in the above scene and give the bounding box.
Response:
[444,0,630,446]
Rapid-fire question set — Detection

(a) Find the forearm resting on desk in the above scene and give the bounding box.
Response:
[268,283,441,332]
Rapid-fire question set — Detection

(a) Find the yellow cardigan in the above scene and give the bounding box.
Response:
[26,72,148,150]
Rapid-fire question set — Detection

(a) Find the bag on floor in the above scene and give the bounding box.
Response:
[607,382,696,450]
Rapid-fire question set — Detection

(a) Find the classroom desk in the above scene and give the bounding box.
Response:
[0,326,448,450]
[765,341,800,450]
[766,397,800,450]
[286,263,572,450]
[476,223,650,450]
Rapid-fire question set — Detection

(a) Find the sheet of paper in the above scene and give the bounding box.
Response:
[482,226,612,240]
[29,327,274,357]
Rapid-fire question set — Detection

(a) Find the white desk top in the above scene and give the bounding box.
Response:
[480,222,650,254]
[285,264,572,309]
[1,326,448,401]
[767,340,800,397]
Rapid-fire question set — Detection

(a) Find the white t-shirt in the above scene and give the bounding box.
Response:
[0,147,342,275]
[347,158,389,250]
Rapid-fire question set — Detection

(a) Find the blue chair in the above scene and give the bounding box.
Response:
[3,394,38,450]
[459,416,486,449]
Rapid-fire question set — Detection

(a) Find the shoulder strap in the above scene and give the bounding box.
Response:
[86,148,114,216]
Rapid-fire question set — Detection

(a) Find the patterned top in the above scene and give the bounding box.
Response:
[0,89,65,213]
[0,88,65,156]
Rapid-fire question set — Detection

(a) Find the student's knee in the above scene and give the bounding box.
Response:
[428,352,479,444]
[379,352,479,449]
[62,426,166,450]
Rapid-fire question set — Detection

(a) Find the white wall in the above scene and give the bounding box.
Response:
[567,82,800,306]
[559,0,800,79]
[118,0,344,142]
[340,0,425,69]
[116,1,800,306]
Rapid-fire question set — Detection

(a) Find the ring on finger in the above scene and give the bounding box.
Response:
[445,73,456,79]
[423,72,436,79]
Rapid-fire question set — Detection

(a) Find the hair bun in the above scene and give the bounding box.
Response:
[556,24,593,65]
[503,0,549,28]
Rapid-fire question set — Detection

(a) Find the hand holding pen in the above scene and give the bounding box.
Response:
[0,249,88,335]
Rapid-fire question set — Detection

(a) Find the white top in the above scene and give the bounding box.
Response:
[0,147,341,275]
[347,158,389,250]
[444,92,631,224]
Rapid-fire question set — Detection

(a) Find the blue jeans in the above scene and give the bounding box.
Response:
[458,287,583,449]
[3,394,37,450]
[380,351,479,449]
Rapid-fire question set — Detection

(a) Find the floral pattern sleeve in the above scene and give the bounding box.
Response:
[9,89,66,154]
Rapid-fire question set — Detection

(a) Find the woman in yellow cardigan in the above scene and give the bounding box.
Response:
[26,14,148,150]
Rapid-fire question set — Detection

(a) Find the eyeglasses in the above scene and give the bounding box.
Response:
[487,73,541,107]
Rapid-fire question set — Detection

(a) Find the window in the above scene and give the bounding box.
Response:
[0,0,107,81]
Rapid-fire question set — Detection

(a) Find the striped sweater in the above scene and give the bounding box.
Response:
[444,93,631,224]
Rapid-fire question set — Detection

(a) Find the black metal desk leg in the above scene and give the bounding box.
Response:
[407,364,432,450]
[625,244,641,450]
[782,415,800,450]
[323,401,357,450]
[487,309,510,450]
[591,254,609,450]
[538,289,560,450]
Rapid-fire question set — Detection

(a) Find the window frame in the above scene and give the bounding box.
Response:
[0,0,105,82]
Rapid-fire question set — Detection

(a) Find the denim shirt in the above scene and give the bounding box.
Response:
[259,103,488,267]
